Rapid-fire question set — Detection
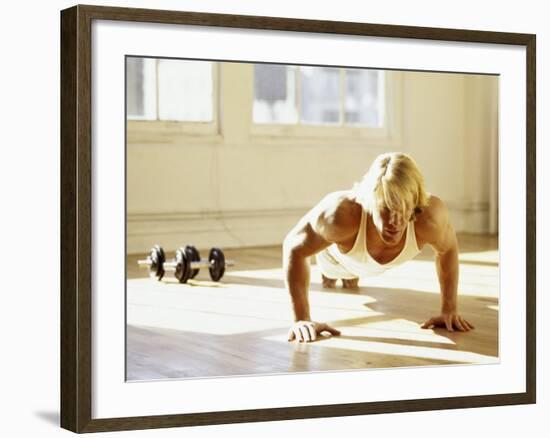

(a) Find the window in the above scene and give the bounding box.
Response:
[125,59,400,146]
[126,57,216,124]
[253,64,386,129]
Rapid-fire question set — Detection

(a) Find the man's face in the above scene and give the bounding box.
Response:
[371,205,413,245]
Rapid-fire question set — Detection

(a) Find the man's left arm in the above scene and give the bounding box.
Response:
[421,201,475,332]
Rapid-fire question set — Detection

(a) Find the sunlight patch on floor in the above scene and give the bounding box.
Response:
[265,326,498,365]
[326,319,456,345]
[459,250,499,264]
[128,304,287,335]
[127,278,381,335]
[129,277,378,307]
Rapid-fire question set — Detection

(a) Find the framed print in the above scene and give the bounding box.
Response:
[60,4,536,433]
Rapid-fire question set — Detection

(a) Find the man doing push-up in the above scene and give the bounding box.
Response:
[283,152,474,342]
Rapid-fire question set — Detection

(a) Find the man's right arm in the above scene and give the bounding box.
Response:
[282,219,330,322]
[282,197,355,342]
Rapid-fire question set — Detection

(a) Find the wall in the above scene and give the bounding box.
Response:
[403,72,499,234]
[127,64,498,252]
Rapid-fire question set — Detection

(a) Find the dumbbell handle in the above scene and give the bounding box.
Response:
[163,259,236,270]
[137,259,153,267]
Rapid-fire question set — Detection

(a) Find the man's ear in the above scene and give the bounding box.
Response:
[411,207,423,221]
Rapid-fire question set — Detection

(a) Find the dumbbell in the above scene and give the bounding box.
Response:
[163,246,235,283]
[137,244,199,281]
[137,245,167,281]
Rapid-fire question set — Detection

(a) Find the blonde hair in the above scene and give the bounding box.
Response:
[352,152,429,219]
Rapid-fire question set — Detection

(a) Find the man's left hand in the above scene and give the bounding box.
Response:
[421,313,475,332]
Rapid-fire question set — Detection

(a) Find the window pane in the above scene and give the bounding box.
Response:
[126,57,156,120]
[157,59,213,122]
[300,67,340,125]
[253,65,298,124]
[345,69,384,127]
[127,58,144,116]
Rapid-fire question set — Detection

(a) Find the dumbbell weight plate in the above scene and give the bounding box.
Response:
[185,245,201,279]
[174,248,191,283]
[208,247,226,282]
[149,245,166,281]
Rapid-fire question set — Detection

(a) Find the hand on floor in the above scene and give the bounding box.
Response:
[421,313,475,332]
[287,320,341,342]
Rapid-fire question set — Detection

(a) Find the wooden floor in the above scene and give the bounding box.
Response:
[126,234,499,381]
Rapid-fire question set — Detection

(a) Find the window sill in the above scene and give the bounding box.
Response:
[248,124,402,149]
[127,120,221,145]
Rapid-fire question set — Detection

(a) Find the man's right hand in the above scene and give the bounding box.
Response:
[287,320,341,343]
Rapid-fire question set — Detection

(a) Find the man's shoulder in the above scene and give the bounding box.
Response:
[312,191,362,242]
[318,191,362,224]
[414,195,450,240]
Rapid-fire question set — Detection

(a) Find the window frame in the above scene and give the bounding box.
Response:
[126,58,220,141]
[250,69,403,148]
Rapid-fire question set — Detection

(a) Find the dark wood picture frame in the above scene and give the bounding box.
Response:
[61,4,536,433]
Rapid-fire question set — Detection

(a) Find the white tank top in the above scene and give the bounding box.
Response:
[326,208,421,277]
